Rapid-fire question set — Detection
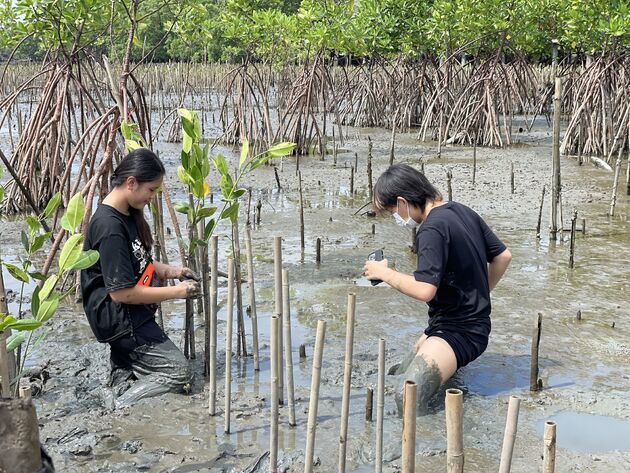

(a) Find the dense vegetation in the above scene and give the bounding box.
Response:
[1,0,628,63]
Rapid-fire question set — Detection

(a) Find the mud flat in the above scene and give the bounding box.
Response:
[3,122,630,472]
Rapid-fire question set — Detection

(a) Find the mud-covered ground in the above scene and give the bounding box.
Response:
[3,120,630,472]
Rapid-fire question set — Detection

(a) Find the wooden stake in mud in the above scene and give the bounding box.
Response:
[245,227,260,371]
[304,320,326,473]
[499,395,521,473]
[530,313,543,392]
[472,134,477,186]
[536,186,546,239]
[273,236,284,404]
[299,171,305,252]
[550,78,563,240]
[367,136,374,201]
[569,209,578,268]
[401,380,417,473]
[270,314,280,473]
[447,169,453,201]
[376,338,386,473]
[389,114,397,166]
[274,166,282,191]
[543,421,557,473]
[510,162,515,194]
[299,344,307,359]
[209,235,218,415]
[282,269,296,426]
[232,220,247,357]
[224,258,234,433]
[350,166,355,195]
[338,293,357,473]
[446,388,464,473]
[609,148,623,217]
[256,199,262,226]
[354,152,358,171]
[316,237,321,264]
[365,388,374,421]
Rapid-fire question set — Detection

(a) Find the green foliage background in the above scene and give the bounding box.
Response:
[0,0,628,62]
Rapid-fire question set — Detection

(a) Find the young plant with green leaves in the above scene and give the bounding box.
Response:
[0,192,99,391]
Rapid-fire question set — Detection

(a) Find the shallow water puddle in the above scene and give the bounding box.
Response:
[538,411,630,453]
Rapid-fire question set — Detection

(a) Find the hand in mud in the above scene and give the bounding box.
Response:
[178,267,200,282]
[178,280,201,299]
[363,258,389,281]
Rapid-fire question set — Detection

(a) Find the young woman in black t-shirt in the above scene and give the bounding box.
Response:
[81,148,201,407]
[363,164,512,413]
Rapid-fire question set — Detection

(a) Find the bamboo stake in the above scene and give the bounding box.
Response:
[299,344,307,359]
[224,258,234,433]
[316,238,321,264]
[338,293,356,473]
[365,388,373,421]
[536,186,546,239]
[569,209,578,268]
[350,166,355,195]
[550,78,562,240]
[367,136,373,201]
[299,171,305,252]
[446,388,464,473]
[282,269,296,426]
[530,313,543,392]
[375,338,385,473]
[543,421,557,473]
[18,378,31,402]
[447,169,453,201]
[245,226,260,371]
[510,162,515,194]
[273,236,284,404]
[401,380,417,473]
[609,149,623,216]
[208,235,219,415]
[499,395,521,473]
[304,320,326,473]
[270,314,280,473]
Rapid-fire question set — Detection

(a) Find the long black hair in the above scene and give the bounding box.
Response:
[373,163,442,212]
[110,148,165,250]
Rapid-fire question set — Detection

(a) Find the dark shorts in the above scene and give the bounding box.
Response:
[109,319,167,371]
[424,325,489,370]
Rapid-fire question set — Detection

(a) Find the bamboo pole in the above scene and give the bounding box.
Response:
[543,421,557,473]
[273,236,284,404]
[401,380,417,473]
[299,171,305,252]
[446,388,464,473]
[510,162,515,194]
[375,338,385,473]
[367,136,373,201]
[536,186,546,239]
[530,313,543,392]
[609,149,623,216]
[447,169,453,201]
[245,226,260,370]
[224,257,234,433]
[304,320,326,473]
[550,78,562,240]
[569,209,578,268]
[270,314,280,473]
[208,235,218,415]
[18,378,31,402]
[282,269,296,426]
[338,293,356,473]
[232,219,247,357]
[499,395,521,473]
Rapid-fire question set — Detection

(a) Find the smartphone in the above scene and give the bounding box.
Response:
[367,249,384,286]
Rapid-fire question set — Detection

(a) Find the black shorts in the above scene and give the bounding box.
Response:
[424,326,489,370]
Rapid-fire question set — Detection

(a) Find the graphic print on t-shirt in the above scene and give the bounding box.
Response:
[131,237,150,278]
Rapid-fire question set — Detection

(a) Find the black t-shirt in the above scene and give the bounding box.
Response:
[413,201,506,336]
[80,204,157,343]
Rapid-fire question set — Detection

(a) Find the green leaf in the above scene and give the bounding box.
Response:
[204,219,216,240]
[59,233,83,272]
[28,271,47,282]
[60,214,72,232]
[8,318,42,331]
[267,142,296,157]
[31,286,41,319]
[221,203,239,223]
[26,216,40,235]
[6,332,25,352]
[177,166,194,187]
[125,139,142,151]
[64,193,85,231]
[0,186,4,202]
[3,263,29,283]
[21,230,30,252]
[249,155,270,172]
[212,153,229,176]
[174,202,191,214]
[220,174,234,199]
[181,116,196,140]
[197,207,217,219]
[42,192,62,218]
[183,132,193,154]
[0,315,16,332]
[39,274,58,301]
[233,188,247,199]
[239,139,249,168]
[37,296,59,322]
[31,232,52,253]
[67,250,99,270]
[181,150,190,170]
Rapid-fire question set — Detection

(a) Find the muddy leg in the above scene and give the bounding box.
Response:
[394,355,443,415]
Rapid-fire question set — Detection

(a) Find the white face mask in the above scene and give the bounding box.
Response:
[394,201,419,227]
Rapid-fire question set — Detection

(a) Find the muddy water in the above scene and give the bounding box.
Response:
[3,121,630,472]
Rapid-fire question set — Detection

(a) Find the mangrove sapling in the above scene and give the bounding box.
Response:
[0,192,99,395]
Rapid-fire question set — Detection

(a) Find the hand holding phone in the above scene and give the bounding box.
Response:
[367,249,384,286]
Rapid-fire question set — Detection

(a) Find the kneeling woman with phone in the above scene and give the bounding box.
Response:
[363,164,512,413]
[81,148,201,407]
